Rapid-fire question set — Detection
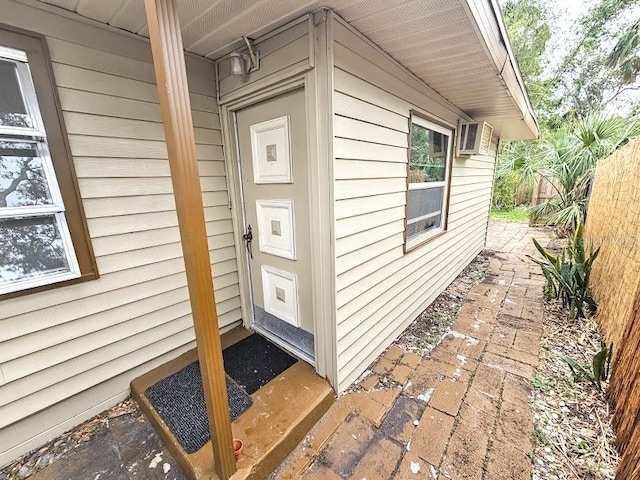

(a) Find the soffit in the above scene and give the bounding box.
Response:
[30,0,538,139]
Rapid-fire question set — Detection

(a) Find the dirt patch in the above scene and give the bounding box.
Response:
[531,303,618,480]
[394,255,489,356]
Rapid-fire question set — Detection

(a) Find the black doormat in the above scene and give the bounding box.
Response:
[223,334,298,394]
[144,361,253,454]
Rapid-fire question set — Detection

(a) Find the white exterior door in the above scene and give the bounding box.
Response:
[235,88,314,362]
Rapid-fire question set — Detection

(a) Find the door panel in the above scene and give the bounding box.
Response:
[235,88,314,361]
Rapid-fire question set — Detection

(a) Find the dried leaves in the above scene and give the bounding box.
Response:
[531,305,618,480]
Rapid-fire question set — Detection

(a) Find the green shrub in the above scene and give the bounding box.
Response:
[493,172,519,210]
[528,222,600,319]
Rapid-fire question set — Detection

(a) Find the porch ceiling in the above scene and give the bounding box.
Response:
[29,0,538,140]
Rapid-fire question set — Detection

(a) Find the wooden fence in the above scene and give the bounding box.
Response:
[531,174,557,206]
[585,137,640,480]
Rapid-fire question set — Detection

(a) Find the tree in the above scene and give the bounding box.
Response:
[494,0,640,215]
[493,0,556,210]
[607,20,640,84]
[502,0,557,125]
[554,0,640,120]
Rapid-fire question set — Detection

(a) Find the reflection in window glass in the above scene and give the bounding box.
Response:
[409,123,447,183]
[0,141,53,207]
[406,118,452,247]
[465,123,478,151]
[0,59,32,129]
[0,45,79,295]
[0,216,68,282]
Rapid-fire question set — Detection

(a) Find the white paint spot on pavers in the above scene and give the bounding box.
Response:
[430,465,438,478]
[413,419,420,426]
[406,439,412,451]
[149,453,162,469]
[410,461,421,473]
[417,388,435,403]
[447,330,481,345]
[163,463,171,474]
[404,381,412,390]
[447,331,467,339]
[486,363,505,371]
[457,355,468,365]
[454,368,462,378]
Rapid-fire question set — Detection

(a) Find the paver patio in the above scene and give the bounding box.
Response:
[273,221,552,480]
[5,221,551,480]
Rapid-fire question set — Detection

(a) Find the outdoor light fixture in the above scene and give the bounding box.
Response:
[229,36,260,76]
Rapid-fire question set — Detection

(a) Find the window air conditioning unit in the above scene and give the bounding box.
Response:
[456,121,494,156]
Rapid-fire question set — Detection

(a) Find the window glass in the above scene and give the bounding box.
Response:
[406,116,452,248]
[409,124,447,183]
[465,123,478,151]
[0,59,33,129]
[0,46,80,295]
[0,141,54,207]
[0,215,69,283]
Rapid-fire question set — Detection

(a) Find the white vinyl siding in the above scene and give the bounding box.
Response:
[0,3,240,465]
[332,20,498,392]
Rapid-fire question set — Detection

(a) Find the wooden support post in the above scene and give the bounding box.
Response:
[143,1,237,478]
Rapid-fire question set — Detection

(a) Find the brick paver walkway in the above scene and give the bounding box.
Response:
[486,221,551,256]
[274,221,552,480]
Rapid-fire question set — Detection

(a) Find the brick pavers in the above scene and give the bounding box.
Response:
[274,222,552,480]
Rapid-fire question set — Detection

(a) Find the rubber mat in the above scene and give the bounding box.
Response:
[145,361,253,454]
[223,334,298,395]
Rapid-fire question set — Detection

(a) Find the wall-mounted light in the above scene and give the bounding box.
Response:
[229,36,260,76]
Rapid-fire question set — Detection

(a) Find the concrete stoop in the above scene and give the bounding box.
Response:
[131,328,333,480]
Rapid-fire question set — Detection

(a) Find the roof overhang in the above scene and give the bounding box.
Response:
[22,0,539,140]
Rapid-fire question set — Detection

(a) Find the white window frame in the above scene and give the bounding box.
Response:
[405,115,453,251]
[0,45,80,295]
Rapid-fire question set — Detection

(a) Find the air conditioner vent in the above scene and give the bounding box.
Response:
[456,121,493,156]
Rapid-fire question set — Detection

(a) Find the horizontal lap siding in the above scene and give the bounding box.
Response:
[332,22,497,392]
[0,8,240,465]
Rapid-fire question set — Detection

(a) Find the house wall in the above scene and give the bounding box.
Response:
[0,1,241,465]
[331,18,499,392]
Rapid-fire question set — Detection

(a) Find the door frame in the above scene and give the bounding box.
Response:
[217,17,336,388]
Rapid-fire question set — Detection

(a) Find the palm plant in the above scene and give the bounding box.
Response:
[499,115,640,233]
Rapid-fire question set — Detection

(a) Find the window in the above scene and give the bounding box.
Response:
[405,113,453,251]
[0,27,96,297]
